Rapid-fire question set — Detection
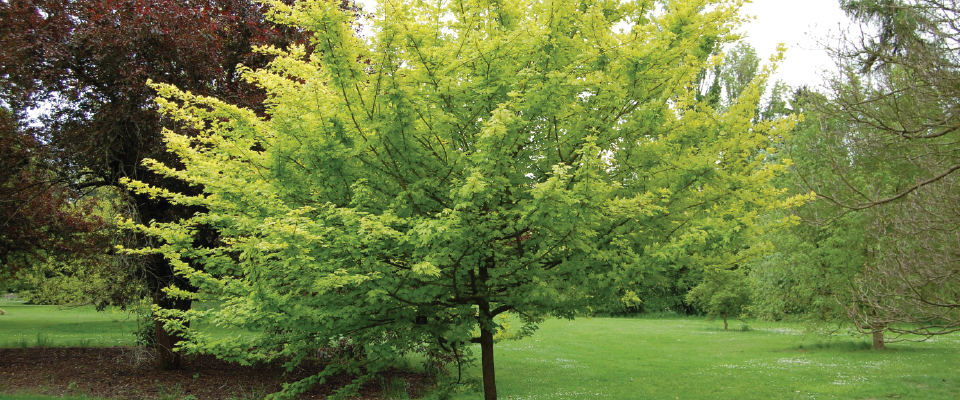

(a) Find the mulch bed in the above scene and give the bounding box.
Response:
[0,347,431,399]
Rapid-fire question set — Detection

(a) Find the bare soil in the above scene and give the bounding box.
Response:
[0,347,430,399]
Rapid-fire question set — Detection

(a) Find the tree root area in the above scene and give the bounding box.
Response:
[0,347,430,399]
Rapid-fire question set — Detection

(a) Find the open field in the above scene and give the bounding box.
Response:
[0,297,251,348]
[452,318,960,399]
[0,297,138,348]
[3,297,959,399]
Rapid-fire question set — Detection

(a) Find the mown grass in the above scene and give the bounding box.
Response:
[0,297,252,347]
[448,317,960,399]
[0,296,138,347]
[4,296,960,399]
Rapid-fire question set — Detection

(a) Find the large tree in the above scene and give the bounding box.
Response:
[0,108,107,281]
[129,0,799,397]
[0,0,327,369]
[791,0,960,343]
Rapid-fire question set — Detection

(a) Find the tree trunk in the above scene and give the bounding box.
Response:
[479,325,497,400]
[868,308,886,350]
[476,263,497,400]
[153,292,192,370]
[141,245,197,370]
[723,313,728,331]
[872,330,886,350]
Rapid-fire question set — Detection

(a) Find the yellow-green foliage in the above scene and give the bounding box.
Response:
[124,0,803,397]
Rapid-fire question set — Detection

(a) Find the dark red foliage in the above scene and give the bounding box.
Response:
[0,110,107,278]
[0,0,314,288]
[0,0,358,369]
[0,0,313,187]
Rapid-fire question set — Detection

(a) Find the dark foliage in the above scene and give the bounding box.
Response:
[0,0,359,368]
[0,109,107,278]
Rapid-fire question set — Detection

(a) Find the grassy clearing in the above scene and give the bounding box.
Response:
[448,317,960,400]
[0,297,253,348]
[0,296,138,347]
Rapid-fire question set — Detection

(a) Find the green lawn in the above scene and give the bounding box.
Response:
[3,296,959,400]
[0,297,138,348]
[449,317,960,400]
[0,297,250,347]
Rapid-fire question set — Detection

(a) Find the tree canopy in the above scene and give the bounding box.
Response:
[0,0,323,368]
[790,0,960,342]
[127,0,801,397]
[0,108,107,281]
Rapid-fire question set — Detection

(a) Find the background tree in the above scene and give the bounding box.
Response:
[744,84,901,348]
[611,42,789,318]
[0,0,330,369]
[746,207,881,342]
[720,42,761,102]
[686,268,752,330]
[0,107,107,283]
[7,187,146,308]
[129,0,801,398]
[675,42,793,321]
[786,0,960,343]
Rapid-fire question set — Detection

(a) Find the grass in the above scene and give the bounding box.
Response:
[4,295,960,399]
[0,296,253,348]
[0,296,138,347]
[445,317,960,400]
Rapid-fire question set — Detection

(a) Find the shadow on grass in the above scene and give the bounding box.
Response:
[795,340,874,352]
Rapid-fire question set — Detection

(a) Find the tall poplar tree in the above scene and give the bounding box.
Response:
[130,0,800,397]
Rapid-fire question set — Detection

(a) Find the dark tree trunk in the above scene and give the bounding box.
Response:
[479,325,497,400]
[148,248,194,371]
[872,330,886,350]
[475,263,498,400]
[153,291,192,370]
[723,313,728,331]
[136,196,201,370]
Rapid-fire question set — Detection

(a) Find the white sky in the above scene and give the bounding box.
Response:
[353,0,853,89]
[738,0,852,89]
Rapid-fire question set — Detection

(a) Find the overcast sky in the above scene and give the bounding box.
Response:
[352,0,854,89]
[739,0,851,88]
